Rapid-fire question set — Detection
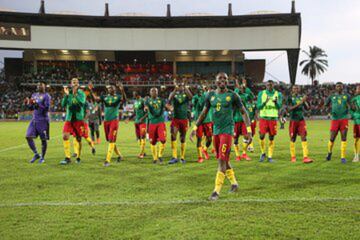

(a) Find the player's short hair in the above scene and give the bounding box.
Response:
[216,72,228,81]
[267,80,274,83]
[336,82,343,85]
[39,81,47,85]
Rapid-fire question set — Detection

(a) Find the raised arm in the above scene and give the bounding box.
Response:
[184,85,193,100]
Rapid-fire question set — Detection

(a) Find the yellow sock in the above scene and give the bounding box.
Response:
[356,138,360,155]
[259,139,265,154]
[328,141,334,153]
[180,142,186,159]
[197,147,203,158]
[341,141,347,159]
[225,168,238,185]
[268,140,275,158]
[114,145,122,157]
[85,137,94,148]
[63,140,71,158]
[140,139,146,154]
[106,143,115,163]
[73,139,79,157]
[214,171,225,194]
[151,144,158,161]
[158,142,165,158]
[171,141,178,158]
[234,144,241,157]
[302,141,309,158]
[290,141,296,158]
[242,142,247,154]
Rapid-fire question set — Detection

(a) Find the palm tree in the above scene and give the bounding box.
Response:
[300,46,328,85]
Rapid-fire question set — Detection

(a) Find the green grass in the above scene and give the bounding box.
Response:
[0,120,359,240]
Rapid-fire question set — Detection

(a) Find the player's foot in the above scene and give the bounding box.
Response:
[38,158,45,164]
[60,158,71,165]
[91,147,96,155]
[180,159,186,164]
[117,156,122,163]
[303,157,313,164]
[235,156,241,162]
[241,153,251,161]
[229,184,239,193]
[326,152,332,161]
[159,157,164,164]
[96,139,101,144]
[268,157,274,163]
[138,153,145,159]
[103,161,110,167]
[168,158,178,164]
[353,155,359,163]
[202,149,210,160]
[291,156,297,163]
[72,153,77,158]
[76,158,81,164]
[143,153,147,157]
[259,153,266,162]
[152,160,158,164]
[197,157,204,163]
[29,153,40,163]
[341,158,347,164]
[208,191,220,201]
[247,146,254,153]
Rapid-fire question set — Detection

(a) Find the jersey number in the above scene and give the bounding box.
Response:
[216,103,221,111]
[221,144,227,153]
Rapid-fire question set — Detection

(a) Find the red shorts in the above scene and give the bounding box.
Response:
[135,123,147,138]
[213,134,233,162]
[251,120,257,136]
[330,119,349,132]
[289,120,307,137]
[63,121,89,138]
[353,124,360,138]
[104,120,119,142]
[148,122,167,145]
[234,121,247,138]
[171,119,189,133]
[196,122,213,138]
[259,119,277,136]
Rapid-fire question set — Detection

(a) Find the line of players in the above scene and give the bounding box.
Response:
[24,75,359,199]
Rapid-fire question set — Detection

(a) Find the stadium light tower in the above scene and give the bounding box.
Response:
[166,4,171,17]
[39,0,45,14]
[228,3,233,16]
[104,2,109,17]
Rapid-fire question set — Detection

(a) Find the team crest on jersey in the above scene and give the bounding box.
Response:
[226,96,231,102]
[158,100,161,103]
[211,96,215,101]
[343,96,347,99]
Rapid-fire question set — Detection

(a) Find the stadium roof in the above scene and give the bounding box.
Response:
[0,11,300,28]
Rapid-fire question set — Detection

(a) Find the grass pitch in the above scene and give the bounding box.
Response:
[0,120,359,240]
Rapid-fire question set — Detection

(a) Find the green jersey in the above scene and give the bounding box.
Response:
[287,95,306,121]
[134,98,147,124]
[88,102,101,123]
[246,102,256,121]
[233,88,251,122]
[145,97,165,124]
[61,89,86,121]
[100,94,123,121]
[172,92,190,120]
[192,93,203,120]
[325,93,350,120]
[205,90,244,135]
[351,95,360,124]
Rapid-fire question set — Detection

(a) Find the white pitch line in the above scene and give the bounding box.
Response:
[0,197,359,208]
[0,134,62,153]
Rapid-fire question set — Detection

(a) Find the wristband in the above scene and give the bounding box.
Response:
[193,125,198,131]
[246,126,252,134]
